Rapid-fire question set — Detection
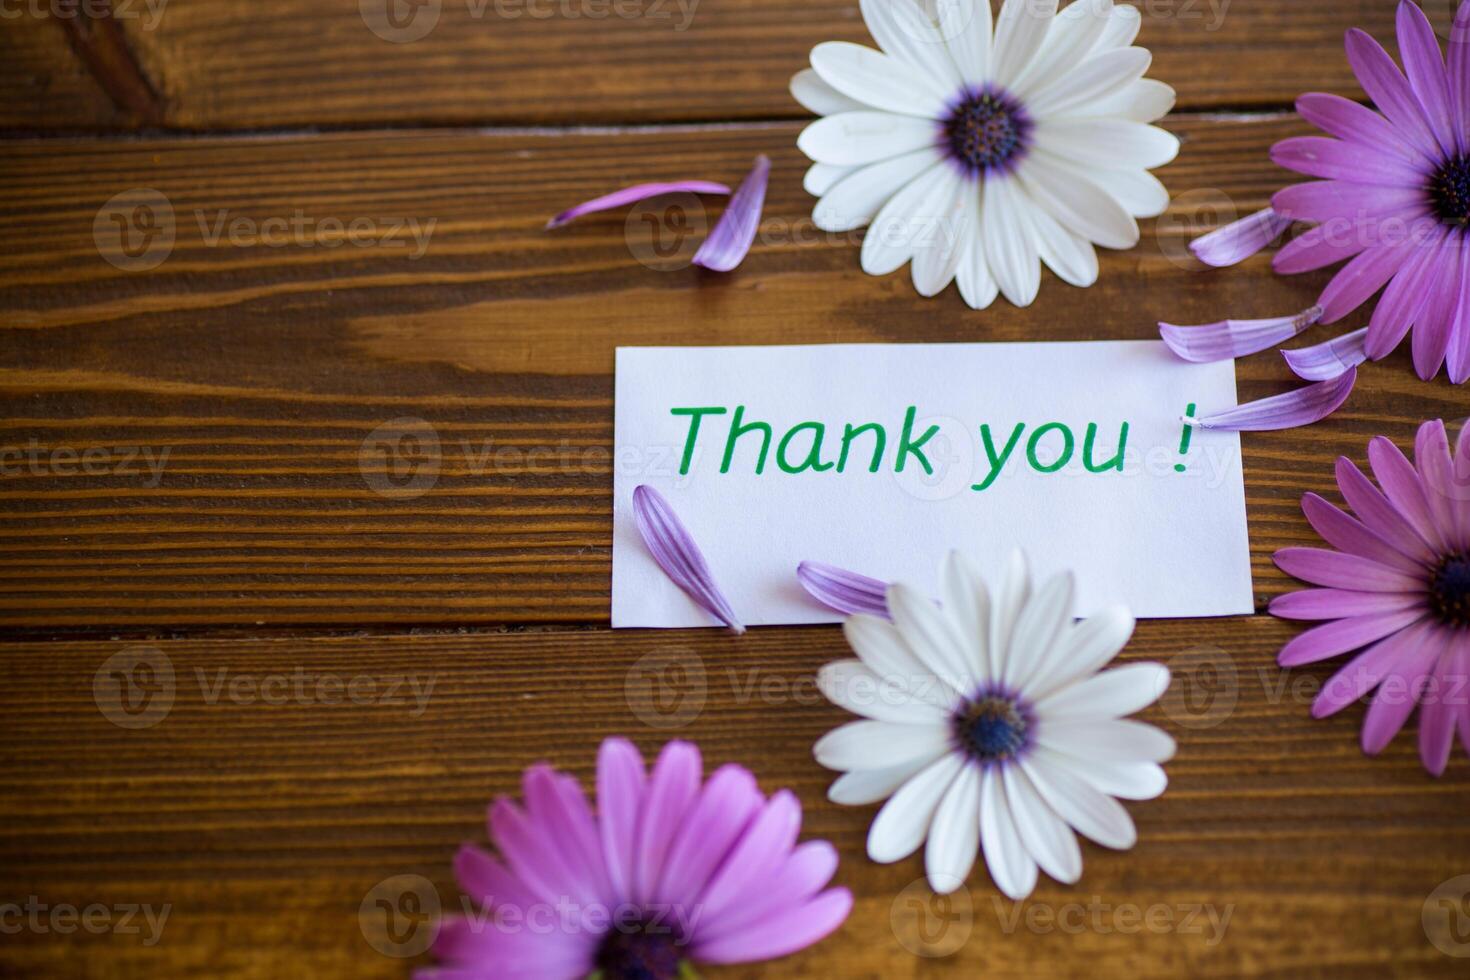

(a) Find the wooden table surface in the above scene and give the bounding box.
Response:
[4,1,1470,976]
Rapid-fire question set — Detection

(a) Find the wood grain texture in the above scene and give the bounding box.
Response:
[1,623,1467,978]
[1,0,1406,132]
[1,115,1467,628]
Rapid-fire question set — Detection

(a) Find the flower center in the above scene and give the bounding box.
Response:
[942,87,1030,176]
[1430,552,1470,628]
[595,927,683,980]
[954,694,1029,763]
[1429,156,1470,226]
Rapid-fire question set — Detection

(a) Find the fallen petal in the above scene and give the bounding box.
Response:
[1159,306,1321,362]
[797,561,890,618]
[1282,327,1370,381]
[632,485,745,633]
[546,180,730,229]
[1188,208,1293,268]
[1186,367,1357,431]
[693,155,771,272]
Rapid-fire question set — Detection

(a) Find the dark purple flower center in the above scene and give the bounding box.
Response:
[942,87,1031,176]
[1430,552,1470,627]
[954,694,1029,762]
[595,927,684,980]
[1429,156,1470,226]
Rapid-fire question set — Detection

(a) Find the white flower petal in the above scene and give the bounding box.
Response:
[1038,718,1176,764]
[1083,78,1176,123]
[956,223,1000,309]
[804,162,857,197]
[829,749,949,804]
[1032,746,1167,800]
[1026,47,1152,118]
[843,613,960,707]
[790,67,868,117]
[981,176,1041,307]
[924,762,982,892]
[940,549,993,684]
[810,42,948,119]
[813,147,941,231]
[815,719,955,771]
[798,110,942,167]
[1090,167,1170,217]
[888,580,979,693]
[992,0,1058,87]
[1034,118,1180,170]
[910,167,971,297]
[1002,570,1074,692]
[818,659,952,723]
[868,753,966,863]
[1022,754,1137,849]
[1002,765,1082,884]
[1015,152,1139,248]
[1029,202,1099,286]
[937,0,992,87]
[990,550,1031,685]
[1035,662,1171,723]
[859,0,964,95]
[1095,1,1141,50]
[978,765,1039,899]
[1010,0,1112,100]
[1026,605,1135,700]
[861,161,956,276]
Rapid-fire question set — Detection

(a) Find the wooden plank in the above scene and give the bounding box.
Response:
[0,624,1466,977]
[3,0,1404,131]
[2,116,1467,628]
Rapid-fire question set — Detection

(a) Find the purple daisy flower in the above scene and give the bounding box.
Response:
[419,738,851,979]
[1270,419,1470,775]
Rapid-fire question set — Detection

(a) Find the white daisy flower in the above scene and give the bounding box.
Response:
[811,551,1174,898]
[792,0,1178,308]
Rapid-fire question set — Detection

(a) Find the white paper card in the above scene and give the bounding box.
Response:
[613,341,1253,627]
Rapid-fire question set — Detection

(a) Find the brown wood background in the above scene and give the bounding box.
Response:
[2,0,1469,976]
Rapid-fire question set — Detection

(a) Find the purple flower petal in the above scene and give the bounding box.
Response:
[1294,92,1432,166]
[1421,640,1461,775]
[545,180,730,229]
[1299,491,1428,574]
[1159,306,1321,363]
[1274,546,1427,593]
[1362,651,1435,754]
[1450,0,1470,153]
[1344,26,1443,162]
[692,155,770,272]
[1310,619,1431,718]
[1270,180,1427,224]
[1275,606,1427,666]
[797,561,890,618]
[1269,587,1423,621]
[1364,229,1448,358]
[1367,434,1448,552]
[1186,367,1357,431]
[1283,327,1369,380]
[1410,231,1464,380]
[1396,0,1456,159]
[632,484,745,633]
[1318,241,1418,323]
[1188,208,1292,267]
[1271,136,1430,185]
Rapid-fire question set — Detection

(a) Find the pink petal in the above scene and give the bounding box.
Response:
[546,180,730,229]
[1275,606,1428,666]
[1410,232,1463,379]
[523,766,612,905]
[692,888,853,964]
[1396,0,1456,158]
[1271,180,1428,223]
[1451,0,1470,152]
[1368,435,1448,552]
[489,797,584,906]
[1273,546,1427,593]
[1270,136,1430,185]
[1300,491,1430,573]
[454,844,540,910]
[1294,92,1432,166]
[1283,328,1369,381]
[694,790,802,922]
[1311,618,1435,717]
[692,155,770,272]
[1188,207,1292,267]
[1364,228,1447,358]
[1445,235,1470,383]
[1335,456,1439,561]
[695,840,839,941]
[654,763,762,908]
[1270,587,1423,621]
[1187,368,1356,431]
[1362,650,1436,754]
[1420,634,1461,776]
[633,740,702,904]
[427,917,593,978]
[632,484,744,633]
[596,737,647,903]
[1415,419,1464,545]
[1344,26,1444,161]
[797,561,890,618]
[1159,307,1321,363]
[1318,240,1418,324]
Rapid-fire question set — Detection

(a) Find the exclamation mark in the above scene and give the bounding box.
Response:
[1175,402,1196,472]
